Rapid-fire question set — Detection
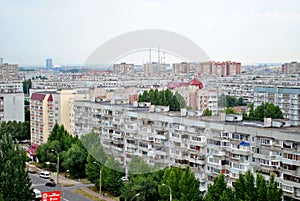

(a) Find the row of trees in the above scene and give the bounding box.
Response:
[243,103,283,121]
[0,121,30,141]
[0,126,34,200]
[205,171,282,201]
[138,89,185,111]
[219,94,246,107]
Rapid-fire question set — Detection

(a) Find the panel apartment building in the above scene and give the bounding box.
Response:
[282,61,300,74]
[30,89,89,145]
[254,86,300,126]
[72,100,300,201]
[172,61,241,76]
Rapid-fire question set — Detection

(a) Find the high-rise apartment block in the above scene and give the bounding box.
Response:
[172,61,241,76]
[0,62,18,81]
[30,89,88,145]
[72,100,300,200]
[114,63,134,75]
[0,93,24,122]
[282,61,300,74]
[144,62,167,75]
[172,62,201,74]
[46,58,53,69]
[254,86,300,126]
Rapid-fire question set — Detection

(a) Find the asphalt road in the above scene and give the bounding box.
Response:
[29,172,92,201]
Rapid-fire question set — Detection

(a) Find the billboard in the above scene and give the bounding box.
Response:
[42,191,61,201]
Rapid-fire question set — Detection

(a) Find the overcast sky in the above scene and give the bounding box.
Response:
[0,0,299,65]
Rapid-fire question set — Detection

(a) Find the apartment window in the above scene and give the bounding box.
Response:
[282,185,294,193]
[260,159,269,165]
[284,153,293,160]
[232,133,240,139]
[260,138,271,145]
[294,155,300,161]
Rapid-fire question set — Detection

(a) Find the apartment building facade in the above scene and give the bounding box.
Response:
[0,93,24,122]
[72,100,300,200]
[254,87,300,126]
[114,63,134,75]
[0,63,19,81]
[282,61,300,74]
[144,62,167,75]
[30,93,54,145]
[30,89,89,145]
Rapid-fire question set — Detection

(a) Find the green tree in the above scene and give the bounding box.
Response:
[0,121,30,141]
[85,144,107,185]
[233,171,256,201]
[266,174,282,201]
[0,131,34,201]
[22,79,32,96]
[203,108,212,116]
[102,157,124,196]
[160,166,202,201]
[205,174,231,201]
[253,103,283,121]
[224,107,236,114]
[62,143,87,178]
[236,97,246,106]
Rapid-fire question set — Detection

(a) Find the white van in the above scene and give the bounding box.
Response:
[39,170,50,179]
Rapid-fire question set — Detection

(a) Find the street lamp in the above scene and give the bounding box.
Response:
[51,149,59,184]
[62,170,69,201]
[93,161,102,200]
[162,184,172,201]
[130,193,140,201]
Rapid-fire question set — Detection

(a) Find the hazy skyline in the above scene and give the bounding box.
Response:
[0,0,300,65]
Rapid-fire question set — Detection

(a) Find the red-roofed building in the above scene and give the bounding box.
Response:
[30,93,54,145]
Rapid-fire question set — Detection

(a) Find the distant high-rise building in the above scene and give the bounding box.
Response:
[282,61,300,74]
[0,61,18,81]
[113,63,134,75]
[143,62,167,75]
[46,58,53,69]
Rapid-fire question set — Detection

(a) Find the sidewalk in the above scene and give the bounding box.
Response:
[80,187,116,201]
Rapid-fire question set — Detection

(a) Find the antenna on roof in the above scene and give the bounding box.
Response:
[149,46,151,64]
[158,45,160,64]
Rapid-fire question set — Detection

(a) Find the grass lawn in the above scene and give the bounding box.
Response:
[79,178,91,184]
[87,186,119,200]
[73,188,99,201]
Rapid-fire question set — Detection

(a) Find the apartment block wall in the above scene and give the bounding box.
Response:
[73,101,300,200]
[0,63,18,81]
[0,93,24,122]
[254,87,300,126]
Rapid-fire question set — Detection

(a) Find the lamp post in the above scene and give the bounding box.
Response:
[162,184,172,201]
[51,149,59,184]
[62,170,69,201]
[93,161,102,200]
[130,193,140,201]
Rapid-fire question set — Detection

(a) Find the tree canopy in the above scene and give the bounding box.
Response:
[138,89,185,111]
[205,171,282,201]
[0,121,30,141]
[244,102,283,121]
[219,94,246,107]
[0,129,34,201]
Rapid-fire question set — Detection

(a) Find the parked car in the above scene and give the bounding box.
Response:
[27,164,37,173]
[45,178,56,187]
[39,170,50,179]
[33,188,41,200]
